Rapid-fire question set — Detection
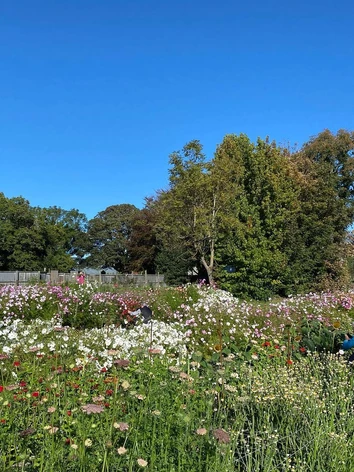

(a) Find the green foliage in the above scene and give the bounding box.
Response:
[214,135,298,299]
[149,283,201,318]
[156,140,226,286]
[0,194,87,272]
[299,318,345,353]
[1,128,354,300]
[86,204,139,271]
[155,130,354,299]
[127,198,159,273]
[155,244,195,286]
[284,129,354,293]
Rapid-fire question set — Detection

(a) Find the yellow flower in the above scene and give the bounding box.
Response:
[213,344,222,352]
[333,321,341,329]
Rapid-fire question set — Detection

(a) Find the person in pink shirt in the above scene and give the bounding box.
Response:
[77,271,85,285]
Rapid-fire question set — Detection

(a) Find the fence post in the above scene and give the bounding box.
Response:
[50,270,59,285]
[144,270,147,286]
[15,271,19,286]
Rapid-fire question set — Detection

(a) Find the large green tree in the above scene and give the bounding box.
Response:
[286,129,354,292]
[35,206,88,270]
[86,204,139,271]
[214,135,299,299]
[156,140,233,285]
[0,193,87,271]
[127,198,159,273]
[0,194,45,270]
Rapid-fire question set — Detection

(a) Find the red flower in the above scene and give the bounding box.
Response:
[19,381,26,387]
[13,361,20,367]
[286,359,293,365]
[32,391,39,398]
[262,341,271,347]
[106,389,113,396]
[67,410,72,416]
[0,386,3,393]
[299,347,307,353]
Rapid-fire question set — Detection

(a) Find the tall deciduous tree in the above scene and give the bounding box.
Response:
[86,204,139,271]
[287,129,354,291]
[156,140,231,285]
[36,206,88,270]
[0,193,87,271]
[127,198,159,273]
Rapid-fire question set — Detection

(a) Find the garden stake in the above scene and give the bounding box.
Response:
[149,319,153,360]
[286,324,292,366]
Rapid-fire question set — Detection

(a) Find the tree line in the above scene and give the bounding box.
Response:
[1,129,354,299]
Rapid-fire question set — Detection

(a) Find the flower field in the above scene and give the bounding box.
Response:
[1,282,354,471]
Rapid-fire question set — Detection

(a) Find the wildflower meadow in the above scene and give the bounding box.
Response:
[1,281,354,471]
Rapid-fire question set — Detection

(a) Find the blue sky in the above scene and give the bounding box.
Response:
[1,0,353,220]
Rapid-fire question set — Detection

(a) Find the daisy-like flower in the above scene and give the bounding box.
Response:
[137,458,148,467]
[196,428,208,436]
[121,380,130,390]
[117,446,127,455]
[84,438,93,447]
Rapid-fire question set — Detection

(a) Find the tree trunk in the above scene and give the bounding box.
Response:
[201,256,214,286]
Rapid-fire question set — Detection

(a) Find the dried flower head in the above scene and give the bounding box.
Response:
[213,428,230,444]
[81,404,104,414]
[113,421,129,431]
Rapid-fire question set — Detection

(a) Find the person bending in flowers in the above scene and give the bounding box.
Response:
[128,306,153,324]
[342,333,354,363]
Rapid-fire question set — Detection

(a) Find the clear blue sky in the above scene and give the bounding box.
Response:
[1,0,353,220]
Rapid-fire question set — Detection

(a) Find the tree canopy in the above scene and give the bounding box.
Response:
[2,129,354,299]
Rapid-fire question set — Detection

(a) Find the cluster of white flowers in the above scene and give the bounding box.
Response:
[0,314,188,367]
